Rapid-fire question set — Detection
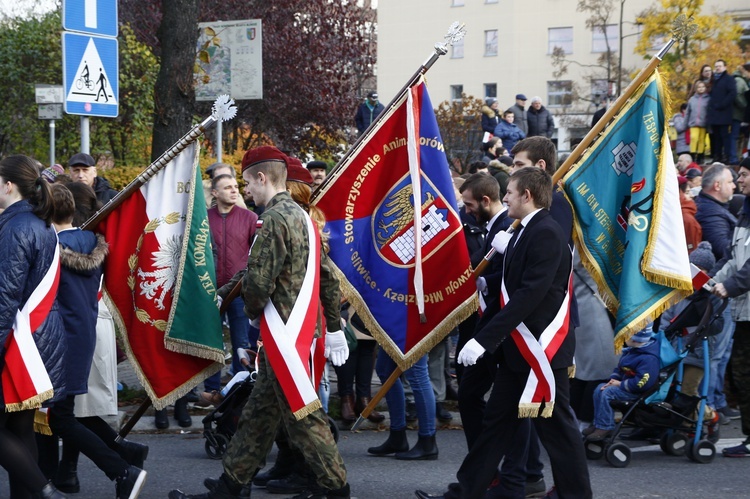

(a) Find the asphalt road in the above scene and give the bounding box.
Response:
[1,416,748,499]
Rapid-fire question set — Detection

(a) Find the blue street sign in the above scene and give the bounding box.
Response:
[63,0,118,37]
[63,32,119,118]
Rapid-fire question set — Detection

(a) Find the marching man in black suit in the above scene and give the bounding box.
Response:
[417,167,591,499]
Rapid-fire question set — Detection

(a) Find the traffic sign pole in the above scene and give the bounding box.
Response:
[49,120,56,166]
[81,116,90,154]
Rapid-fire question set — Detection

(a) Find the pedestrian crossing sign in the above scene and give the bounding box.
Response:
[62,31,118,118]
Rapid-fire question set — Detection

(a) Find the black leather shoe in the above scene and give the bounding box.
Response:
[415,490,447,499]
[40,482,66,499]
[291,483,350,499]
[367,429,409,456]
[53,460,80,493]
[395,434,438,460]
[155,409,169,429]
[174,396,192,428]
[204,476,251,497]
[118,439,149,469]
[266,472,309,494]
[116,465,147,499]
[253,465,292,487]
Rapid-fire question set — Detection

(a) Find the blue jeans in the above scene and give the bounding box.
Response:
[593,383,640,430]
[318,361,330,413]
[226,297,252,375]
[709,306,735,410]
[376,351,435,436]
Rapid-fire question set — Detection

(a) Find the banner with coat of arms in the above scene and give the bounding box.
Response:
[561,71,693,351]
[314,80,477,370]
[100,143,224,408]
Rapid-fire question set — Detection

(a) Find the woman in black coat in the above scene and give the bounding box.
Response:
[0,154,67,498]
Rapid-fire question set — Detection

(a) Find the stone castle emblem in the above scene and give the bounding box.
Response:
[375,182,450,266]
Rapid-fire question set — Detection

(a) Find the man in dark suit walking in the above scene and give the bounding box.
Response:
[417,167,591,499]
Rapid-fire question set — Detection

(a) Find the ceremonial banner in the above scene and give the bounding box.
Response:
[562,71,692,350]
[101,143,224,408]
[315,81,477,370]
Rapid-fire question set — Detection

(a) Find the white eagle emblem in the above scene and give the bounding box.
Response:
[137,234,182,310]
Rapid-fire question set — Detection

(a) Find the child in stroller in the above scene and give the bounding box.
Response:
[582,287,727,467]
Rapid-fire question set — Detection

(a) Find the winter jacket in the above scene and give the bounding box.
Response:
[715,197,750,321]
[672,112,689,154]
[610,339,660,394]
[527,106,555,138]
[355,100,385,135]
[488,162,511,198]
[0,201,67,408]
[493,120,526,154]
[733,72,749,122]
[685,93,709,128]
[208,206,258,288]
[481,105,501,134]
[707,72,738,126]
[506,103,528,135]
[695,191,737,260]
[680,195,702,254]
[93,176,118,205]
[57,229,107,395]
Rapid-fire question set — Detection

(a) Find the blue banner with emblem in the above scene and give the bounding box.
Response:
[314,81,477,370]
[562,71,692,350]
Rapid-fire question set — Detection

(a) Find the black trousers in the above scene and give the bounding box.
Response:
[49,395,128,480]
[456,364,591,499]
[0,409,48,498]
[459,358,544,497]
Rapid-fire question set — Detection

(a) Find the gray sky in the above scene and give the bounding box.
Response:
[0,0,58,19]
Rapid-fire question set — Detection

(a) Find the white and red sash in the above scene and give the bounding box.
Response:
[500,252,573,418]
[2,243,61,411]
[259,208,322,420]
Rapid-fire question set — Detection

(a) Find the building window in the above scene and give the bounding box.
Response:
[484,83,497,99]
[451,38,464,59]
[547,81,573,107]
[485,0,499,4]
[485,30,498,57]
[548,27,573,55]
[592,24,618,53]
[450,85,464,102]
[452,0,465,6]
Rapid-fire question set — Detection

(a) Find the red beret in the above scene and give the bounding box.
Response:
[241,146,288,172]
[286,157,313,185]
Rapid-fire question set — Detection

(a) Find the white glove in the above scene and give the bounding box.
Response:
[491,231,513,254]
[476,277,487,293]
[457,338,486,366]
[216,295,223,310]
[324,330,350,366]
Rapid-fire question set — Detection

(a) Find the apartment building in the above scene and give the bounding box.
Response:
[376,0,750,149]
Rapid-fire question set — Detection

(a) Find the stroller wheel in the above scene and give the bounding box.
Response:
[205,433,229,460]
[687,439,716,464]
[328,415,339,443]
[584,439,605,460]
[605,442,631,468]
[660,431,688,456]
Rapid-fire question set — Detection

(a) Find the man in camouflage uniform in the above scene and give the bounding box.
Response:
[169,146,351,498]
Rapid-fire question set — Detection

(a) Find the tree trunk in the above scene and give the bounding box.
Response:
[151,0,200,159]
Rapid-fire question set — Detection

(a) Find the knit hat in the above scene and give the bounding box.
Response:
[485,97,497,106]
[630,324,654,344]
[241,146,287,173]
[689,241,715,271]
[286,157,313,185]
[498,156,513,166]
[41,164,64,183]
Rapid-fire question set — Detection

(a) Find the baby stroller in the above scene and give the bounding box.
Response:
[202,349,340,459]
[584,289,727,467]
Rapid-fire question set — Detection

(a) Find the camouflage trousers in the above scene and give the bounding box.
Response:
[731,322,750,437]
[223,349,347,489]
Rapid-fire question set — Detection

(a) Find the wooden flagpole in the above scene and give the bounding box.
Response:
[471,15,697,279]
